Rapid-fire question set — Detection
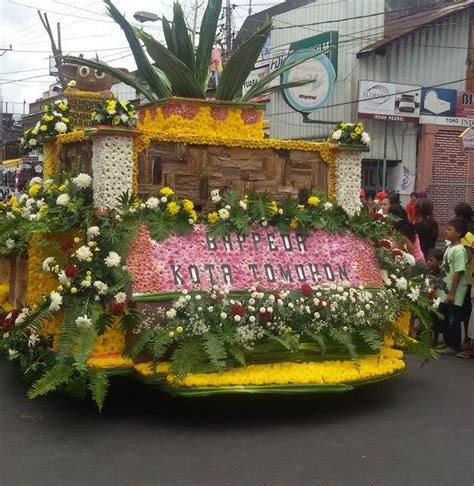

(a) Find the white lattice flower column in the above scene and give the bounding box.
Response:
[89,127,141,211]
[334,150,364,216]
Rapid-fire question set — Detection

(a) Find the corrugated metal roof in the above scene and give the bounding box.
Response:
[357,0,473,58]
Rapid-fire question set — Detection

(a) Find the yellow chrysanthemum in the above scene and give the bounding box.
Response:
[39,124,48,132]
[61,117,69,123]
[42,114,54,122]
[38,205,48,219]
[58,184,67,192]
[112,115,121,126]
[307,196,320,206]
[268,200,278,216]
[290,218,298,229]
[57,102,67,111]
[297,204,305,210]
[182,199,194,212]
[354,127,362,135]
[31,128,39,135]
[167,201,181,215]
[8,196,19,208]
[189,209,197,221]
[28,183,41,197]
[106,100,117,113]
[208,212,219,224]
[160,186,175,197]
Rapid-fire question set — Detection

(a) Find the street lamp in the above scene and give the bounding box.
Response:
[133,11,161,23]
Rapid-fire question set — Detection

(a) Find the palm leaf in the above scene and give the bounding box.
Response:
[238,50,322,102]
[162,16,177,55]
[173,2,196,75]
[216,19,272,100]
[61,55,157,102]
[195,0,222,89]
[136,29,205,98]
[240,80,315,103]
[103,0,170,99]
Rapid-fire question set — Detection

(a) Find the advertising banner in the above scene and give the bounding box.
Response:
[456,91,474,118]
[357,80,421,123]
[420,87,457,116]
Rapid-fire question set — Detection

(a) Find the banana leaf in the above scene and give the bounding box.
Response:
[172,2,197,75]
[162,16,177,55]
[136,29,205,98]
[104,0,171,99]
[216,19,272,100]
[238,50,323,102]
[164,383,353,397]
[195,0,222,90]
[61,55,157,102]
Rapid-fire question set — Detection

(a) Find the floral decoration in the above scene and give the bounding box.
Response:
[19,99,73,154]
[91,99,138,128]
[334,152,364,216]
[330,122,370,146]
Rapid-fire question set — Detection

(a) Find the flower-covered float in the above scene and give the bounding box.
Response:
[0,0,439,410]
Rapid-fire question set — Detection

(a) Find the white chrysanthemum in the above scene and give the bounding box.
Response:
[93,280,108,295]
[332,129,342,141]
[49,291,63,312]
[218,208,230,220]
[42,256,55,272]
[407,286,420,302]
[57,270,68,285]
[75,245,93,261]
[401,252,416,267]
[28,333,40,347]
[210,189,221,203]
[114,292,127,304]
[29,139,37,146]
[56,193,70,206]
[166,308,177,319]
[120,114,129,123]
[395,277,408,291]
[323,202,333,210]
[75,315,92,328]
[72,173,92,189]
[80,280,91,288]
[55,121,68,133]
[145,197,160,209]
[86,226,100,239]
[5,238,15,250]
[361,132,371,145]
[29,177,42,185]
[104,251,121,267]
[239,200,248,210]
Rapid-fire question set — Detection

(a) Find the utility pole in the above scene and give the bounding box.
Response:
[224,0,232,61]
[248,0,252,16]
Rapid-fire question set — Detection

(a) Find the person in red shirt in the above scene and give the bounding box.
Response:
[406,191,417,223]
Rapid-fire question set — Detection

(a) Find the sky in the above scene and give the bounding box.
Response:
[0,0,275,113]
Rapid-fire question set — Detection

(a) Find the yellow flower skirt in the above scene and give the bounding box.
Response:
[131,346,405,396]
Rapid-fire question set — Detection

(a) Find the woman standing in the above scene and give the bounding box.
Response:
[413,198,439,259]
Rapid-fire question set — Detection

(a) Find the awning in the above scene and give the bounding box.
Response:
[2,158,22,168]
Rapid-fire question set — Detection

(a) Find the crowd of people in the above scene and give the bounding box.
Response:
[362,189,474,358]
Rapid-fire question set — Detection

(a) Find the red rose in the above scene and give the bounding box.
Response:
[428,289,436,301]
[2,310,20,333]
[259,310,272,322]
[110,300,125,316]
[61,239,75,252]
[255,284,264,293]
[301,283,313,297]
[372,213,385,221]
[231,303,245,317]
[391,248,403,258]
[65,264,79,278]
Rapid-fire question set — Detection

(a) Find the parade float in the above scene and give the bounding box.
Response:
[0,0,439,410]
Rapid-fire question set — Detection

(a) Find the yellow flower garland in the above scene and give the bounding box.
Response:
[134,347,404,387]
[87,355,134,369]
[91,319,126,356]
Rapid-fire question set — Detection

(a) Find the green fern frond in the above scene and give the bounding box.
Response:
[203,333,227,370]
[74,327,98,370]
[358,329,383,352]
[329,328,358,361]
[170,337,204,380]
[268,334,300,352]
[228,344,246,367]
[304,330,327,353]
[27,362,73,399]
[130,328,155,359]
[88,370,109,412]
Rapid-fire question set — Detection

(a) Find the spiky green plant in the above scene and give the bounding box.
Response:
[62,0,323,102]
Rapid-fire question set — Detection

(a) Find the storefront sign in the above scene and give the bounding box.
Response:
[456,91,474,118]
[420,87,457,116]
[358,80,421,123]
[419,115,474,127]
[130,225,384,295]
[242,61,270,102]
[282,50,336,113]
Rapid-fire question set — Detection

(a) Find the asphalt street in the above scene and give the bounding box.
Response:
[0,354,472,486]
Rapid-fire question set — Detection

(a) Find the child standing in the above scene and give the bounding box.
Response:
[426,249,444,346]
[439,219,469,354]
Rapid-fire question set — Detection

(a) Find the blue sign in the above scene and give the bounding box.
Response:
[420,87,457,116]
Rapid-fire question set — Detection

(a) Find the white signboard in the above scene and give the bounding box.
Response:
[420,115,474,127]
[358,80,421,123]
[242,61,270,102]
